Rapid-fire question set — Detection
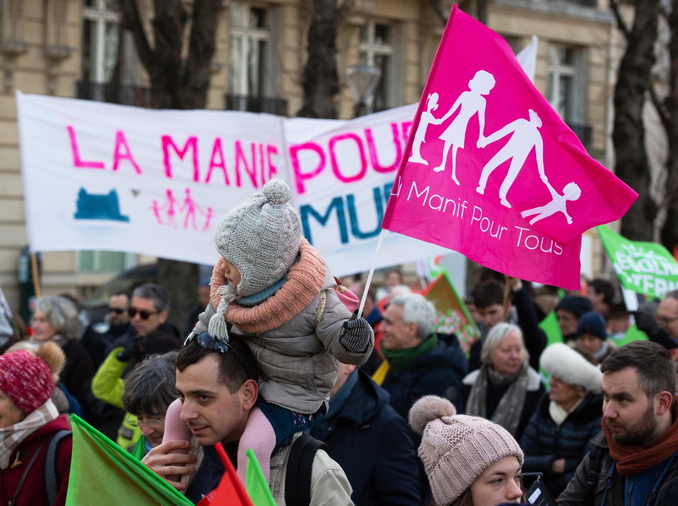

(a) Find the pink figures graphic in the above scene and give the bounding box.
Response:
[150,188,214,231]
[476,109,545,209]
[149,200,163,225]
[408,93,444,165]
[521,182,581,225]
[433,70,496,185]
[180,188,202,230]
[202,207,214,231]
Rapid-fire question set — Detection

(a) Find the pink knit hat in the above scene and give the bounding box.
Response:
[0,350,54,414]
[409,396,524,506]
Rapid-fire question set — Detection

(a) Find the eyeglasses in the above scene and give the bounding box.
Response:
[656,315,678,326]
[109,307,126,314]
[127,308,159,320]
[128,417,165,428]
[184,331,255,379]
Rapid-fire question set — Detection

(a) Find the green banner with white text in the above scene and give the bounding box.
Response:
[597,225,678,299]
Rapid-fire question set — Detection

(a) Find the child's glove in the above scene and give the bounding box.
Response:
[340,312,372,353]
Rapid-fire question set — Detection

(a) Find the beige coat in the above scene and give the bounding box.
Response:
[194,272,374,413]
[269,433,354,506]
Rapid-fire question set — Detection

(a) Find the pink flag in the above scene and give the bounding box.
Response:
[381,6,637,289]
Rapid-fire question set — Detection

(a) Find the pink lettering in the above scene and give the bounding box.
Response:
[365,123,402,173]
[329,133,367,183]
[112,130,142,174]
[401,121,413,142]
[161,135,199,181]
[206,138,229,185]
[67,126,105,169]
[235,141,258,188]
[289,142,325,194]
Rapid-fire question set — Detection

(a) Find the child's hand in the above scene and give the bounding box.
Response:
[340,312,372,353]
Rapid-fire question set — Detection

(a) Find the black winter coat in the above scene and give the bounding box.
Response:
[381,334,468,419]
[520,392,603,498]
[311,370,421,506]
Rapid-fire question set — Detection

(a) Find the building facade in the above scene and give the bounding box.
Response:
[0,0,615,309]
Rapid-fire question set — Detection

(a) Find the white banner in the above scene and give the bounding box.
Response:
[17,93,448,277]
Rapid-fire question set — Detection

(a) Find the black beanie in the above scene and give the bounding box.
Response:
[556,296,593,319]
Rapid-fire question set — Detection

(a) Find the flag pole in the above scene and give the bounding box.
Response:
[30,251,41,299]
[358,229,386,318]
[503,276,512,322]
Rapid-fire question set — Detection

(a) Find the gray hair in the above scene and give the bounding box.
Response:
[35,296,81,340]
[123,351,179,416]
[132,283,169,313]
[480,322,529,365]
[390,293,436,340]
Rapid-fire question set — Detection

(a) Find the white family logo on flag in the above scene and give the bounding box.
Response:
[382,7,637,289]
[408,69,581,226]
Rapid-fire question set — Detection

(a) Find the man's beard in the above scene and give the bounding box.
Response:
[606,403,657,446]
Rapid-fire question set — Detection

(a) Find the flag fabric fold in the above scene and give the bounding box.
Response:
[381,6,637,289]
[66,415,193,506]
[246,448,277,506]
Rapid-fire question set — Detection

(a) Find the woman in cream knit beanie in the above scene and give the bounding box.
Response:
[410,395,524,506]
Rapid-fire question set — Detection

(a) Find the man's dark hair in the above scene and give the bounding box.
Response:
[601,341,676,401]
[176,336,259,394]
[589,279,615,305]
[132,283,170,312]
[474,280,505,310]
[666,290,678,302]
[123,351,178,416]
[112,291,131,300]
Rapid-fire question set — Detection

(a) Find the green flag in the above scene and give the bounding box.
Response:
[610,324,649,347]
[66,415,193,506]
[597,225,678,299]
[539,310,563,347]
[131,436,147,460]
[245,449,276,506]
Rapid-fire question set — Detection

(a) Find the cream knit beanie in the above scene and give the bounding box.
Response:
[209,178,302,341]
[409,396,524,506]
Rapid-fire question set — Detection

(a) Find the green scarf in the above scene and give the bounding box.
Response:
[382,334,438,373]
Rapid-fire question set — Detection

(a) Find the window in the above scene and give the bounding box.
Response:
[78,251,135,273]
[547,44,586,124]
[229,3,272,98]
[358,21,394,112]
[547,43,590,145]
[81,0,120,84]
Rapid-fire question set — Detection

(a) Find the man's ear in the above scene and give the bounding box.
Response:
[656,391,674,417]
[158,310,168,325]
[240,379,259,411]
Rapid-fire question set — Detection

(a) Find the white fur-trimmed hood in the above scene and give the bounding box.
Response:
[540,343,602,394]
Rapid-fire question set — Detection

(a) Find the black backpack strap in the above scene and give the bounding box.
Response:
[586,444,605,487]
[44,430,72,506]
[9,440,48,506]
[285,435,329,506]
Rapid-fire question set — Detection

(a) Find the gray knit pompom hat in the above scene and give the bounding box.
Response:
[409,396,524,506]
[208,178,302,341]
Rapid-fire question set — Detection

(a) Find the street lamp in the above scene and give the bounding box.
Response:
[345,64,382,117]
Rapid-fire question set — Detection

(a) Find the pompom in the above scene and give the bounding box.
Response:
[409,395,457,435]
[35,341,65,380]
[262,178,291,205]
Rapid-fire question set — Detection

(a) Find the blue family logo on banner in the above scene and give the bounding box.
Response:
[17,93,448,275]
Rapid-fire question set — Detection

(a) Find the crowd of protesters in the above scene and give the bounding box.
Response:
[3,184,678,506]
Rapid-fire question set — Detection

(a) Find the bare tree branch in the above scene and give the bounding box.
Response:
[649,81,673,133]
[609,0,631,42]
[116,0,153,70]
[184,0,221,108]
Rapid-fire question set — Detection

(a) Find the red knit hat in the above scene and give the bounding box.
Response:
[0,350,54,414]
